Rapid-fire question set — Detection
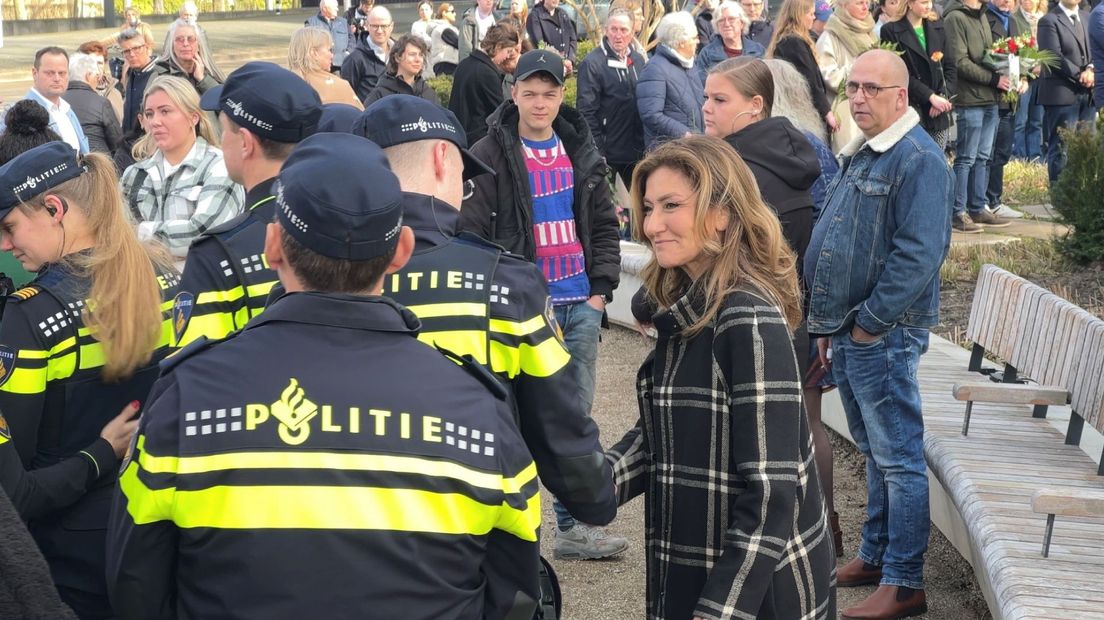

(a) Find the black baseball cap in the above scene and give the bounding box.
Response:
[317,103,363,134]
[354,95,494,180]
[514,49,565,85]
[200,61,322,143]
[274,133,404,261]
[0,142,86,218]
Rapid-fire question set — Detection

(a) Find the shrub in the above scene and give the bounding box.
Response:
[1050,115,1104,264]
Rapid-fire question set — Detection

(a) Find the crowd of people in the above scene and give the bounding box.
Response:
[0,0,1100,619]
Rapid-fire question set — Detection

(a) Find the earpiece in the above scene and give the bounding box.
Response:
[46,206,57,217]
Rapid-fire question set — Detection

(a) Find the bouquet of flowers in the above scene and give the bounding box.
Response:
[985,34,1059,104]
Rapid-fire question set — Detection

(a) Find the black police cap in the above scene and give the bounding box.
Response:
[0,142,86,218]
[354,95,494,181]
[275,133,404,261]
[200,61,322,143]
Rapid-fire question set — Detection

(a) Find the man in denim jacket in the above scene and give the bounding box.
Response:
[805,49,952,620]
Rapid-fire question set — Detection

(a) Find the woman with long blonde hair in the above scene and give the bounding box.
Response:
[609,135,835,620]
[122,76,243,260]
[0,141,179,618]
[288,27,364,108]
[768,0,839,133]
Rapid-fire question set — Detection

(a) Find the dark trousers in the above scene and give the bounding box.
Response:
[986,107,1015,207]
[1043,93,1095,183]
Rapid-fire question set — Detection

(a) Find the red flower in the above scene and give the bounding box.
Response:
[1009,39,1019,53]
[1029,37,1036,48]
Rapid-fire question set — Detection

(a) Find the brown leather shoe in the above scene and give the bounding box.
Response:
[841,585,928,619]
[836,557,882,587]
[831,511,843,558]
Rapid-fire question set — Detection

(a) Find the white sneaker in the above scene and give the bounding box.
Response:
[553,523,629,560]
[989,203,1024,219]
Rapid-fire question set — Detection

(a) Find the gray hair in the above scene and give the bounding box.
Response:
[117,27,145,46]
[764,58,828,143]
[320,0,339,8]
[656,11,697,46]
[607,6,635,24]
[163,19,226,82]
[68,53,100,81]
[716,1,747,22]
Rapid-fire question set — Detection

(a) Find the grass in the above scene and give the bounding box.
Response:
[939,237,1068,286]
[1002,159,1050,207]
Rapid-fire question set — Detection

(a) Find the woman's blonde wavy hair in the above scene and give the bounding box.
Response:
[132,75,219,161]
[630,135,802,336]
[18,151,173,381]
[767,0,818,59]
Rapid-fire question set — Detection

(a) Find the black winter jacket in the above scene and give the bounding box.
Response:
[64,81,122,155]
[880,18,958,130]
[747,19,775,47]
[448,50,508,144]
[526,1,578,61]
[0,488,77,619]
[341,42,390,102]
[575,38,646,165]
[461,102,621,301]
[121,60,169,133]
[363,72,441,106]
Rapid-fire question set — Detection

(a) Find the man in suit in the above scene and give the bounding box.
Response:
[1037,0,1095,183]
[1090,1,1104,108]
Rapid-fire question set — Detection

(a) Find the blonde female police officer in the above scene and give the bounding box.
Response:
[0,142,178,619]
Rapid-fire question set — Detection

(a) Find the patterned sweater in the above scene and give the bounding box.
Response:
[609,286,836,620]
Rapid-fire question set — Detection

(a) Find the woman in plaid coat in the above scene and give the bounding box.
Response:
[610,136,835,620]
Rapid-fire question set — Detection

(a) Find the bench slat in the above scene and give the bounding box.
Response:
[952,382,1069,405]
[1032,489,1104,518]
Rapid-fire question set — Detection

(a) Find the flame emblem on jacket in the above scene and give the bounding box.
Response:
[270,378,319,445]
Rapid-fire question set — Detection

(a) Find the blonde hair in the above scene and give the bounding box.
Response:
[132,75,219,161]
[630,136,801,335]
[767,0,817,59]
[162,19,226,82]
[289,26,333,75]
[509,0,529,24]
[21,152,173,381]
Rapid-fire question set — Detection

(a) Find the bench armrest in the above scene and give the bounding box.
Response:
[1032,488,1104,518]
[951,382,1069,406]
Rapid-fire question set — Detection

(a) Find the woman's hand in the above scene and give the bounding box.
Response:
[101,401,141,459]
[192,54,206,82]
[825,111,840,133]
[928,93,953,115]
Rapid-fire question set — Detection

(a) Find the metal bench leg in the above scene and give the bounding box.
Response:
[1066,412,1084,446]
[1042,513,1055,558]
[1098,445,1104,477]
[1032,405,1048,419]
[969,343,985,373]
[962,401,974,436]
[1002,364,1019,383]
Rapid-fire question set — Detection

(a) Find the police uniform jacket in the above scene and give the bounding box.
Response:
[385,193,616,526]
[107,293,542,620]
[173,178,278,348]
[0,255,179,604]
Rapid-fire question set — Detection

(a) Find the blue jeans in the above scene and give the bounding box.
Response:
[831,326,930,590]
[1012,82,1044,160]
[1043,93,1096,183]
[952,105,998,217]
[986,107,1014,207]
[551,300,604,529]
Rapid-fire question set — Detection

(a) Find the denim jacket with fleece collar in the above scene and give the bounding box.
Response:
[804,107,952,337]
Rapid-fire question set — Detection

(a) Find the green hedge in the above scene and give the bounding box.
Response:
[1050,115,1104,263]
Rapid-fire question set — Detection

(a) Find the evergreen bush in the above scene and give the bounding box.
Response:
[1050,115,1104,264]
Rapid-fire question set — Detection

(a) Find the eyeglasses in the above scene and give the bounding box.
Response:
[367,22,393,29]
[121,43,148,55]
[715,16,743,23]
[174,35,198,44]
[844,81,902,98]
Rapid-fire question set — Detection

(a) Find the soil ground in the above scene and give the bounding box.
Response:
[543,326,993,619]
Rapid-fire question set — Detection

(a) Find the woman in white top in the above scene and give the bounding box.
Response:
[412,0,437,45]
[120,76,243,261]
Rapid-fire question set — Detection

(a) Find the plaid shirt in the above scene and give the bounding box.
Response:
[609,287,836,620]
[121,137,245,258]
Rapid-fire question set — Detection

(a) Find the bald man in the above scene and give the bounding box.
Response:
[805,49,953,620]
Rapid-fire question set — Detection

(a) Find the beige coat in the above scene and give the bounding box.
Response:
[816,30,863,153]
[300,71,364,109]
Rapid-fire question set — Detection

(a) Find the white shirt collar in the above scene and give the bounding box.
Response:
[30,88,69,114]
[1059,4,1079,19]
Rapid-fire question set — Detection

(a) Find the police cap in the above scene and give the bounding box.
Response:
[200,61,322,143]
[355,95,494,180]
[317,103,362,134]
[0,142,86,218]
[274,133,403,261]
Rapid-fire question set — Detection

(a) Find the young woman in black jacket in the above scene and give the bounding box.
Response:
[880,0,956,146]
[364,34,442,106]
[766,0,840,134]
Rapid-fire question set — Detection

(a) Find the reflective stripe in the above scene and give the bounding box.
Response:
[489,337,570,379]
[195,281,276,307]
[488,314,548,337]
[16,350,48,360]
[404,302,486,319]
[417,330,489,365]
[176,308,249,347]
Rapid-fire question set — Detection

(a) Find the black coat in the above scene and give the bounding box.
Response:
[63,81,122,155]
[1036,7,1094,105]
[526,1,578,61]
[880,18,958,130]
[575,38,646,165]
[448,50,507,144]
[0,488,77,619]
[695,9,715,47]
[772,35,832,118]
[341,42,390,102]
[121,60,169,133]
[363,72,441,106]
[747,19,774,47]
[461,102,621,301]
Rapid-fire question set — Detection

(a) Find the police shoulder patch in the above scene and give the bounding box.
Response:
[0,345,16,390]
[10,286,40,301]
[172,291,195,345]
[0,411,10,441]
[543,297,565,346]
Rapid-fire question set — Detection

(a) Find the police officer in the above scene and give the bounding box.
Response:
[107,133,542,620]
[173,62,322,347]
[356,96,618,532]
[0,142,179,619]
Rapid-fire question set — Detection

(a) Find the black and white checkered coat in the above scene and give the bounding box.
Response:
[609,286,836,620]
